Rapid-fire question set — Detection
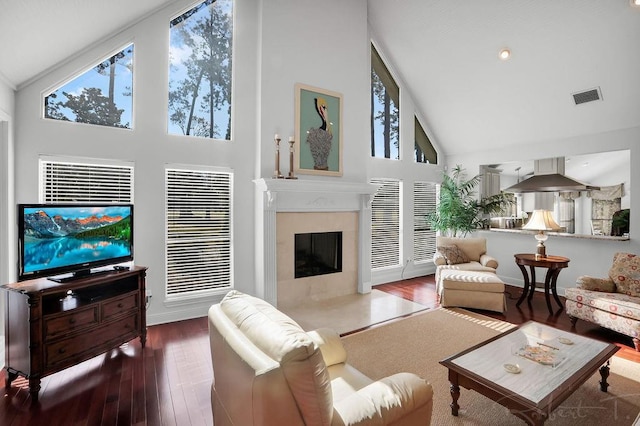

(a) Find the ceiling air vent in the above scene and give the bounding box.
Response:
[572,87,602,105]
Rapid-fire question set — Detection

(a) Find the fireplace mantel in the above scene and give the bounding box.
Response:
[254,178,377,306]
[254,178,378,212]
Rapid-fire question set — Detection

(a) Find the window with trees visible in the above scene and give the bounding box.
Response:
[371,178,401,269]
[44,45,134,129]
[165,167,233,298]
[415,117,437,164]
[371,45,399,160]
[168,0,233,139]
[413,181,437,262]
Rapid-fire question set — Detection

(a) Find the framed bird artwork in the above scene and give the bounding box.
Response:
[294,83,343,176]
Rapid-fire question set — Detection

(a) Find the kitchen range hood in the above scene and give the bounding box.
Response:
[504,157,600,193]
[505,173,600,193]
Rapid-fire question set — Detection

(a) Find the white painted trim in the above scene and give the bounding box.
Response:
[254,178,377,306]
[0,107,15,371]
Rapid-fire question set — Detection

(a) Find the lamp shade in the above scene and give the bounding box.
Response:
[522,210,561,231]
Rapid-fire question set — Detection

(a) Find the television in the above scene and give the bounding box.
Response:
[18,203,134,282]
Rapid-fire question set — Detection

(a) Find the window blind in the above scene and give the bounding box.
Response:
[413,181,437,262]
[165,167,232,297]
[370,178,401,269]
[40,159,133,203]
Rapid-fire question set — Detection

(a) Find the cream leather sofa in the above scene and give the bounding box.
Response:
[208,290,434,425]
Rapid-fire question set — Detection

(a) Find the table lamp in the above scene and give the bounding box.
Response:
[522,210,561,258]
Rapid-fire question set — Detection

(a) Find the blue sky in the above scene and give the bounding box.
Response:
[167,0,232,139]
[45,44,134,127]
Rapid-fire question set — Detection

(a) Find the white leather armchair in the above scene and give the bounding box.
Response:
[208,290,434,425]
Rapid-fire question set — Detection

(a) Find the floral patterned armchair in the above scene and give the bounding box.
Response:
[565,252,640,351]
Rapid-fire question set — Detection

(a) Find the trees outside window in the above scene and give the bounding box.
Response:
[44,45,133,129]
[168,0,233,140]
[371,45,399,160]
[414,116,437,164]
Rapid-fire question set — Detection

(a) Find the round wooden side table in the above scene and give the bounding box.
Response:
[514,253,570,314]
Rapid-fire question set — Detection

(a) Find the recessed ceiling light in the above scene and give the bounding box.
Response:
[499,48,511,60]
[632,0,640,7]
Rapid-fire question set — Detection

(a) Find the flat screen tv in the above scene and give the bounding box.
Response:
[18,203,134,282]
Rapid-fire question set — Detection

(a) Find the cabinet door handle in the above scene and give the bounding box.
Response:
[69,318,76,324]
[58,348,66,354]
[117,303,124,308]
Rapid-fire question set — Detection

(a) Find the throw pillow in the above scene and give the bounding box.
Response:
[576,276,616,293]
[608,252,640,297]
[437,245,469,265]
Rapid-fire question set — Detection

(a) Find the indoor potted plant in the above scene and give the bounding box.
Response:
[428,165,513,237]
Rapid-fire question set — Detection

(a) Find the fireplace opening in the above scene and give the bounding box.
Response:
[294,231,343,278]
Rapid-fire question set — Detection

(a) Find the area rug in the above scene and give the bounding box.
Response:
[341,308,640,425]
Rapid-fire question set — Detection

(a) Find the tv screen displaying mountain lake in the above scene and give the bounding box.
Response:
[22,206,132,273]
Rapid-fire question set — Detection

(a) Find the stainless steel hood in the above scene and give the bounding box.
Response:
[505,173,600,193]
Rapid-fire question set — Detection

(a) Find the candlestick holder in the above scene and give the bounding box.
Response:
[273,136,284,179]
[285,138,298,179]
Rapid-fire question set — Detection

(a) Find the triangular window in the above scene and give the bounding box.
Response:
[415,116,437,164]
[44,44,134,129]
[371,45,399,160]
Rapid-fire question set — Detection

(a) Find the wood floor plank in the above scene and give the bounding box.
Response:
[143,350,160,426]
[131,344,147,425]
[85,355,110,426]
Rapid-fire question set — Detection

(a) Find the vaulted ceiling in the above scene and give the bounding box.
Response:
[0,0,174,89]
[1,0,639,159]
[368,0,640,156]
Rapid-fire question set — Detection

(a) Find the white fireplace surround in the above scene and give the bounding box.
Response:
[254,178,378,306]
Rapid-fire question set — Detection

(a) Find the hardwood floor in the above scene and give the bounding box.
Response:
[1,274,637,425]
[1,316,213,426]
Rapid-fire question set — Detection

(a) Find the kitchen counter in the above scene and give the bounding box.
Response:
[485,227,630,241]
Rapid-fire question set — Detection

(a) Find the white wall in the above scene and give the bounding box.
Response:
[0,77,16,369]
[367,38,444,285]
[13,0,634,326]
[13,0,260,325]
[13,0,418,324]
[447,125,640,296]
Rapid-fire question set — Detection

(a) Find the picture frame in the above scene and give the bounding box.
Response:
[294,83,343,176]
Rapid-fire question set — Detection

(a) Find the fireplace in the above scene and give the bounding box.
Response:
[295,231,343,278]
[276,212,357,307]
[254,178,378,307]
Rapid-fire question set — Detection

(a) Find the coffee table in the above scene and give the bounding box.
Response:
[440,321,619,425]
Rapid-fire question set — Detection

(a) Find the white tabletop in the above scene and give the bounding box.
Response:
[451,322,610,403]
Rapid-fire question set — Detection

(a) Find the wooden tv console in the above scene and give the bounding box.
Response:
[2,265,147,402]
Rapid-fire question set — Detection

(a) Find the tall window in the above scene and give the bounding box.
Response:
[371,45,399,160]
[165,167,232,298]
[40,158,133,203]
[44,44,134,129]
[371,178,401,269]
[168,0,233,139]
[414,117,437,164]
[413,181,437,262]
